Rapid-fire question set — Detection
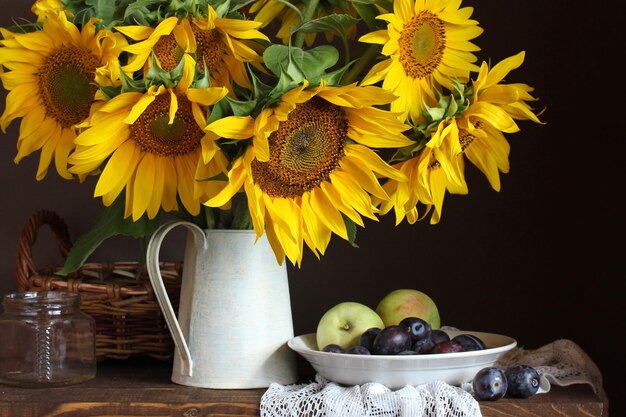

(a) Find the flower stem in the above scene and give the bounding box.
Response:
[342,44,380,85]
[203,206,217,229]
[294,0,320,49]
[231,193,252,230]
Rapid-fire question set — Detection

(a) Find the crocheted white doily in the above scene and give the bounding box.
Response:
[261,338,602,417]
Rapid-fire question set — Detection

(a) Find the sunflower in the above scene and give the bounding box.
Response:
[31,0,66,21]
[378,51,543,225]
[204,81,413,266]
[359,0,483,124]
[67,58,230,221]
[379,145,467,226]
[0,12,127,180]
[115,5,268,92]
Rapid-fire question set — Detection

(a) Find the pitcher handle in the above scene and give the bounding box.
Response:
[146,220,207,377]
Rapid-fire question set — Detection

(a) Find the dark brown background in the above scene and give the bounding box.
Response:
[1,1,622,415]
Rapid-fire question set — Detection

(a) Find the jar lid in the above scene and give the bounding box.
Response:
[3,291,81,313]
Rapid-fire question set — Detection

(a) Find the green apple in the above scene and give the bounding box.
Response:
[375,289,441,329]
[316,301,385,350]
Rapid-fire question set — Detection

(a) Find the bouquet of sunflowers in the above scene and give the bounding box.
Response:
[0,0,542,270]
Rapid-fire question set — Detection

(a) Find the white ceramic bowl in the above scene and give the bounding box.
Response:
[288,329,516,389]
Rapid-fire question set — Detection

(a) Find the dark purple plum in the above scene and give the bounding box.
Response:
[412,337,436,354]
[399,317,431,343]
[397,350,417,355]
[371,325,411,355]
[452,334,486,351]
[430,340,464,354]
[359,327,381,351]
[430,329,450,344]
[472,367,508,401]
[505,364,540,398]
[321,344,344,353]
[346,345,371,355]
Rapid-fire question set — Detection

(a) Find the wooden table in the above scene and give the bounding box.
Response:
[0,357,608,417]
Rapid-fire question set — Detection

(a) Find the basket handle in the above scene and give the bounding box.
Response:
[16,210,73,291]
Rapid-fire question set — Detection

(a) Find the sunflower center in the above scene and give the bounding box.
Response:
[192,25,227,73]
[153,33,186,71]
[130,94,203,156]
[428,155,442,170]
[38,45,99,128]
[459,128,476,151]
[251,97,348,198]
[398,11,446,79]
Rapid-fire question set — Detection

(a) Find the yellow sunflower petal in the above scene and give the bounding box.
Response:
[132,153,156,221]
[186,86,228,106]
[204,160,247,207]
[309,187,348,240]
[114,25,155,41]
[245,181,266,237]
[301,192,332,254]
[338,156,388,200]
[470,101,519,133]
[330,171,377,220]
[206,116,255,139]
[162,160,179,212]
[123,90,160,124]
[94,140,139,197]
[176,154,201,216]
[358,30,389,45]
[148,156,166,219]
[320,182,364,227]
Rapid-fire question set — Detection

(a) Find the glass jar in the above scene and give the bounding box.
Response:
[0,291,96,387]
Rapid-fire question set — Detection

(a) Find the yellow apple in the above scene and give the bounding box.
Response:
[316,301,385,350]
[375,289,440,329]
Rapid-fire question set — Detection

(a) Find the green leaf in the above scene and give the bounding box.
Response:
[119,67,146,93]
[228,0,257,12]
[342,214,359,248]
[351,2,380,30]
[86,0,116,24]
[122,0,167,19]
[213,0,231,17]
[206,98,228,124]
[224,96,258,116]
[270,70,301,101]
[297,14,360,40]
[318,61,352,85]
[263,44,305,81]
[99,85,122,100]
[193,62,211,88]
[57,197,161,275]
[301,45,339,81]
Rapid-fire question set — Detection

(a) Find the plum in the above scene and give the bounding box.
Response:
[321,344,344,353]
[371,325,411,355]
[452,334,486,351]
[399,317,431,343]
[505,364,540,398]
[472,367,508,401]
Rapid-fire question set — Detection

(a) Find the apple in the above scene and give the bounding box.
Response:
[375,289,440,329]
[316,301,385,350]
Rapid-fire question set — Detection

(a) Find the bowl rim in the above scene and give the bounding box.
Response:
[288,329,517,361]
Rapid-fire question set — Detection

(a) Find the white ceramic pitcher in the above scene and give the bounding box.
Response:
[146,220,298,388]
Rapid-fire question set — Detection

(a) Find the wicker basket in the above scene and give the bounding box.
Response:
[15,210,182,361]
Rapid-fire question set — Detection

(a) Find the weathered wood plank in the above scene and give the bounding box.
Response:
[0,402,260,417]
[0,358,606,417]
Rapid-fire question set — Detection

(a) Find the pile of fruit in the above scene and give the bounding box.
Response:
[320,316,485,356]
[472,364,541,400]
[315,289,441,352]
[314,288,541,401]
